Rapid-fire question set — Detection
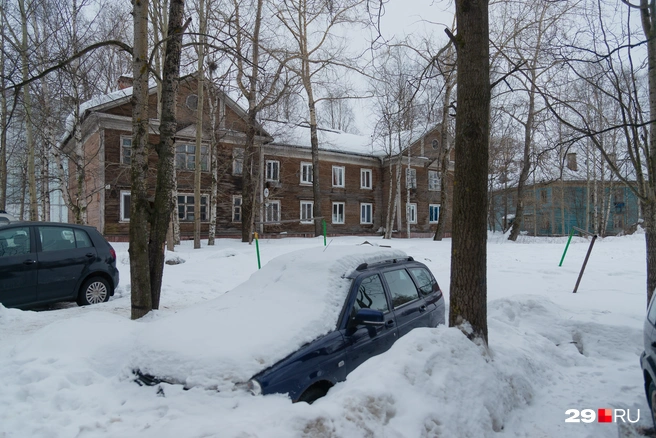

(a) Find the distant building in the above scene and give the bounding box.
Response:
[489,149,640,236]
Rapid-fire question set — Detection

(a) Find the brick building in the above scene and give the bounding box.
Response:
[60,75,452,240]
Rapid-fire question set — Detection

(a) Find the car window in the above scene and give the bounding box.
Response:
[352,274,389,315]
[383,269,420,308]
[408,267,437,297]
[0,227,30,257]
[0,217,9,226]
[74,229,93,248]
[38,226,77,252]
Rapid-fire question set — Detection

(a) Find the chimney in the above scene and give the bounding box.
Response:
[117,75,133,90]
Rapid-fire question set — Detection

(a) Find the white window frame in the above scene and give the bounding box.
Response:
[300,201,313,223]
[120,136,132,166]
[175,144,209,171]
[300,162,313,185]
[265,200,281,223]
[178,193,209,222]
[332,166,345,188]
[232,196,242,222]
[120,191,131,221]
[233,148,244,175]
[266,160,280,182]
[429,204,440,223]
[406,203,417,224]
[360,168,372,189]
[406,168,417,189]
[332,202,345,224]
[360,203,373,224]
[428,170,440,191]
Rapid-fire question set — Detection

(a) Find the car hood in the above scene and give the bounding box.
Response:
[132,244,407,391]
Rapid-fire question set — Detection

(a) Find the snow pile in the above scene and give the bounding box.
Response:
[0,236,651,437]
[133,245,407,389]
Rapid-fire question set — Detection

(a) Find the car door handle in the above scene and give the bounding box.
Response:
[419,305,427,312]
[85,253,95,258]
[23,259,36,265]
[385,319,395,327]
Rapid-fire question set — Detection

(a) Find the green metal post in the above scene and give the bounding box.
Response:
[559,227,575,267]
[254,232,261,269]
[323,219,327,246]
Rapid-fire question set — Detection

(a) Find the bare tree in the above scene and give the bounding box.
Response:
[274,0,365,236]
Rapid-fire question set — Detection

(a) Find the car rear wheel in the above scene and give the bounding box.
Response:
[77,277,111,306]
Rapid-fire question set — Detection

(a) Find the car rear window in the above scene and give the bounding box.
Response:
[408,267,437,297]
[384,269,420,308]
[38,226,93,251]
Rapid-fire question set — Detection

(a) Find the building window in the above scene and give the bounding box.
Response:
[360,203,373,224]
[120,191,131,221]
[406,203,417,224]
[121,136,132,165]
[332,202,345,224]
[428,170,440,191]
[567,153,577,171]
[540,190,548,203]
[178,194,208,221]
[175,144,209,171]
[300,162,313,184]
[266,160,280,182]
[332,166,345,188]
[406,168,417,189]
[232,196,242,222]
[429,204,440,223]
[265,200,281,223]
[300,201,313,223]
[361,169,372,189]
[233,148,244,175]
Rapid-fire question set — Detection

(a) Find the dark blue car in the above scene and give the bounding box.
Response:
[135,245,445,403]
[0,222,119,308]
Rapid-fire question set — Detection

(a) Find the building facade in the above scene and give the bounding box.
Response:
[61,75,452,240]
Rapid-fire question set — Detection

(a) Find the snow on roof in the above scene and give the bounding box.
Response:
[57,83,152,147]
[264,120,387,158]
[132,244,407,390]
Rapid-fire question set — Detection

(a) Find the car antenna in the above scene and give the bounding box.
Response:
[323,239,333,252]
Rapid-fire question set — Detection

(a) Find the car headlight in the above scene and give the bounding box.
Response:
[247,379,262,396]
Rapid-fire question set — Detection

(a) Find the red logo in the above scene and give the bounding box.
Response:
[598,409,613,423]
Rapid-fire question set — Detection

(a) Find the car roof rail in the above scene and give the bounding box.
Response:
[356,256,415,272]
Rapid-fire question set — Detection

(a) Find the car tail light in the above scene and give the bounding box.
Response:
[109,246,117,261]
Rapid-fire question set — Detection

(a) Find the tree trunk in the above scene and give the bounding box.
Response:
[130,0,153,320]
[207,74,218,246]
[148,0,185,310]
[640,0,656,305]
[434,72,454,241]
[19,0,38,221]
[508,80,536,241]
[193,0,206,249]
[449,0,490,345]
[0,5,7,211]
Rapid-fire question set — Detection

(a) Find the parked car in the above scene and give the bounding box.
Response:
[641,294,656,427]
[0,222,119,308]
[0,210,17,226]
[134,245,445,403]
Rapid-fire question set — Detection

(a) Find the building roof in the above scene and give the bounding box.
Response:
[264,120,387,158]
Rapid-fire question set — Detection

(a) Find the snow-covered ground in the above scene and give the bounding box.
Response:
[0,232,652,437]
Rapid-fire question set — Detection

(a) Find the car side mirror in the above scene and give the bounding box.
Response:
[352,308,385,326]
